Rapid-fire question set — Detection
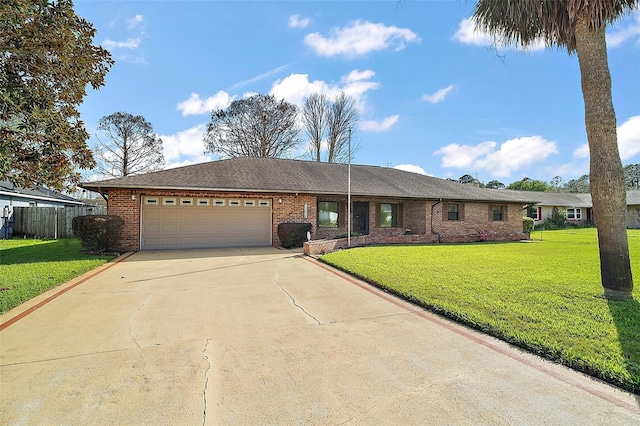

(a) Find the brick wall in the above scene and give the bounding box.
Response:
[107,188,527,251]
[431,201,527,242]
[107,189,140,251]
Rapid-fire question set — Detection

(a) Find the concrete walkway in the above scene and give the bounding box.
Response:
[1,248,638,425]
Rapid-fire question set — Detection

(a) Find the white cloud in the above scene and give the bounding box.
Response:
[103,38,140,50]
[618,115,640,159]
[270,69,380,112]
[453,17,545,51]
[127,14,144,30]
[289,14,312,29]
[435,136,558,177]
[422,84,455,104]
[304,20,420,58]
[607,9,640,48]
[343,69,376,83]
[394,164,429,175]
[573,144,590,158]
[573,115,640,160]
[360,115,399,132]
[452,17,494,47]
[177,91,235,116]
[160,124,210,167]
[270,74,331,107]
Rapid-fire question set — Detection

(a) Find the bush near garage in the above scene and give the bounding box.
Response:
[72,215,124,253]
[278,222,312,249]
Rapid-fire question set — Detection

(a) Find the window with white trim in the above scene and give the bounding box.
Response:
[258,200,270,207]
[244,200,256,207]
[527,206,539,220]
[213,199,225,206]
[144,198,159,205]
[180,198,193,206]
[229,200,241,207]
[567,208,581,220]
[197,199,210,206]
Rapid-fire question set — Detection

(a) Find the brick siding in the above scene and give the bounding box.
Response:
[107,188,526,251]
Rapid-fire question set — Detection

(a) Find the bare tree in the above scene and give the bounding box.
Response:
[95,112,164,177]
[302,93,329,162]
[204,94,300,158]
[326,93,359,163]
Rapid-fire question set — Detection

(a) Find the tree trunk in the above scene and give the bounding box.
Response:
[574,19,633,298]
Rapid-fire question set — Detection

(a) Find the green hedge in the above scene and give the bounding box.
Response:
[72,215,124,252]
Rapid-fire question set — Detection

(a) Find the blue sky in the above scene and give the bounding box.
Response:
[74,1,640,185]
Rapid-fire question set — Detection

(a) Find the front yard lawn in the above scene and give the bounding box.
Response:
[320,228,640,394]
[0,239,115,314]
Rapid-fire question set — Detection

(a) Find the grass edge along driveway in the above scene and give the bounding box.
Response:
[320,228,640,395]
[0,239,115,314]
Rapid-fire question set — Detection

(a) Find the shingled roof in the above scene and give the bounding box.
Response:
[80,157,539,203]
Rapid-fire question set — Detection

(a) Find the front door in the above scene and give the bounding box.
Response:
[353,202,369,235]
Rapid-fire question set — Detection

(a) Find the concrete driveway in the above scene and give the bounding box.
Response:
[1,248,638,425]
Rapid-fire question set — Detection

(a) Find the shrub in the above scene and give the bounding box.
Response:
[542,207,567,229]
[72,215,124,252]
[277,222,312,249]
[523,217,535,233]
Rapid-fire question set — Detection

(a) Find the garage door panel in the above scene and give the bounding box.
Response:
[141,200,272,250]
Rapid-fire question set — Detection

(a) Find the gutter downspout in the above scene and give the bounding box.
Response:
[431,199,442,243]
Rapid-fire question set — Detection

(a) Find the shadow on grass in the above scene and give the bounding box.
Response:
[607,296,640,397]
[0,239,110,266]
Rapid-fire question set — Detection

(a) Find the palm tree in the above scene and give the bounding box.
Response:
[473,0,636,298]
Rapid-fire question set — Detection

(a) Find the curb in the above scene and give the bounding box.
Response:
[0,251,136,331]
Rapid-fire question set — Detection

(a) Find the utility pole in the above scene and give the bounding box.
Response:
[347,127,352,248]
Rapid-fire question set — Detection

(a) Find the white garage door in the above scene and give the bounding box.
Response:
[141,196,272,250]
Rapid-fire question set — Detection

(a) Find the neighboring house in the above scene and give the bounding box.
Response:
[513,191,594,225]
[1,180,88,239]
[627,191,640,229]
[507,189,640,229]
[80,157,539,251]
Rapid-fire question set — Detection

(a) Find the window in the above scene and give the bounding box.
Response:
[318,201,339,228]
[197,199,210,206]
[180,198,193,206]
[258,200,270,207]
[213,199,225,206]
[229,200,241,207]
[491,205,504,221]
[447,203,460,221]
[567,208,581,220]
[244,200,256,207]
[144,198,159,205]
[162,198,176,206]
[527,206,539,220]
[380,203,398,227]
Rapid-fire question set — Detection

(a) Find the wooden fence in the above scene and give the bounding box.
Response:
[12,206,107,239]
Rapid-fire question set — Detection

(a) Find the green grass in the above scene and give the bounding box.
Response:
[321,228,640,394]
[0,239,115,314]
